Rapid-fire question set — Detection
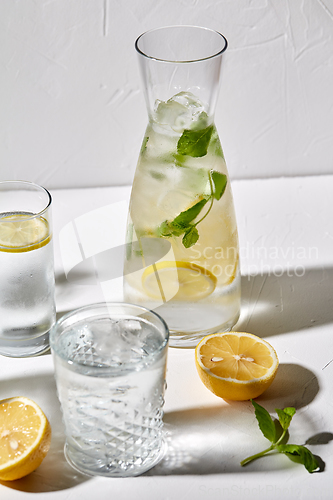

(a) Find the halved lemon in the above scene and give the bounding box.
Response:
[195,332,279,401]
[142,261,217,301]
[0,213,50,253]
[0,397,51,481]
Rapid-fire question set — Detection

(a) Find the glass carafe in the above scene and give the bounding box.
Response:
[124,26,240,347]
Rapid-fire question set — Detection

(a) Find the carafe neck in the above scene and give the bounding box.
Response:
[136,26,227,122]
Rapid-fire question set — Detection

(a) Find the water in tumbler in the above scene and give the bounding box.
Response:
[53,315,167,477]
[0,212,55,357]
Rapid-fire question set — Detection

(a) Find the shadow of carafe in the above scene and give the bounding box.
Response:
[236,266,333,336]
[0,372,89,493]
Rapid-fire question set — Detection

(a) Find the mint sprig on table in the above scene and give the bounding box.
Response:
[241,400,319,473]
[158,126,227,248]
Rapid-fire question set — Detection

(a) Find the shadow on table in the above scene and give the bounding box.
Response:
[147,363,322,476]
[0,373,89,493]
[0,366,325,483]
[2,268,330,486]
[236,266,333,337]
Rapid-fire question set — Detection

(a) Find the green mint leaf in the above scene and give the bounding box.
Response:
[173,153,187,168]
[242,404,323,472]
[276,407,296,431]
[150,171,166,180]
[211,133,225,159]
[157,198,208,243]
[157,221,174,237]
[182,226,199,248]
[169,222,187,237]
[211,171,227,200]
[172,198,208,227]
[140,136,149,154]
[157,220,185,237]
[252,400,276,443]
[277,444,319,473]
[177,125,214,157]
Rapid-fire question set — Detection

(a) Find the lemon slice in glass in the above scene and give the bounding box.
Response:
[195,332,279,401]
[142,261,217,301]
[0,213,50,253]
[0,397,51,481]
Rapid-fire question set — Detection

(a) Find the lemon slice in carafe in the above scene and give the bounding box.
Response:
[142,261,217,301]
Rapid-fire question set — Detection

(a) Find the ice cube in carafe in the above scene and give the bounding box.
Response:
[154,91,207,132]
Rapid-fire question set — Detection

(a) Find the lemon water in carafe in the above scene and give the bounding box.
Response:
[124,27,240,347]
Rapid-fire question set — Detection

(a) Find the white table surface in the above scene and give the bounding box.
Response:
[1,175,333,500]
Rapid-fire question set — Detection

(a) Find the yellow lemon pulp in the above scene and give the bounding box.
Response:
[142,261,217,301]
[195,332,279,401]
[0,213,50,253]
[0,397,51,481]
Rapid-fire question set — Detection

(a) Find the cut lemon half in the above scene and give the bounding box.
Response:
[195,332,279,401]
[0,213,50,253]
[142,261,217,301]
[0,397,51,481]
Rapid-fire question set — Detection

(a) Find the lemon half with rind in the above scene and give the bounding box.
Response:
[142,261,217,301]
[195,332,279,401]
[0,397,51,481]
[0,214,50,253]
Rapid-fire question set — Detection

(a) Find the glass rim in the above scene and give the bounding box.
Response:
[135,25,228,64]
[50,301,170,365]
[0,180,52,221]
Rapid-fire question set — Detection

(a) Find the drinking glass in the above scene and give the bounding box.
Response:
[50,302,169,477]
[0,180,56,357]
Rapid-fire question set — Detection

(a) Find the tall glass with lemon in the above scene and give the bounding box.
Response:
[124,27,241,347]
[0,181,55,357]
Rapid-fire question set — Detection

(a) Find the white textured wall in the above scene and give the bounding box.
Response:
[1,0,333,189]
